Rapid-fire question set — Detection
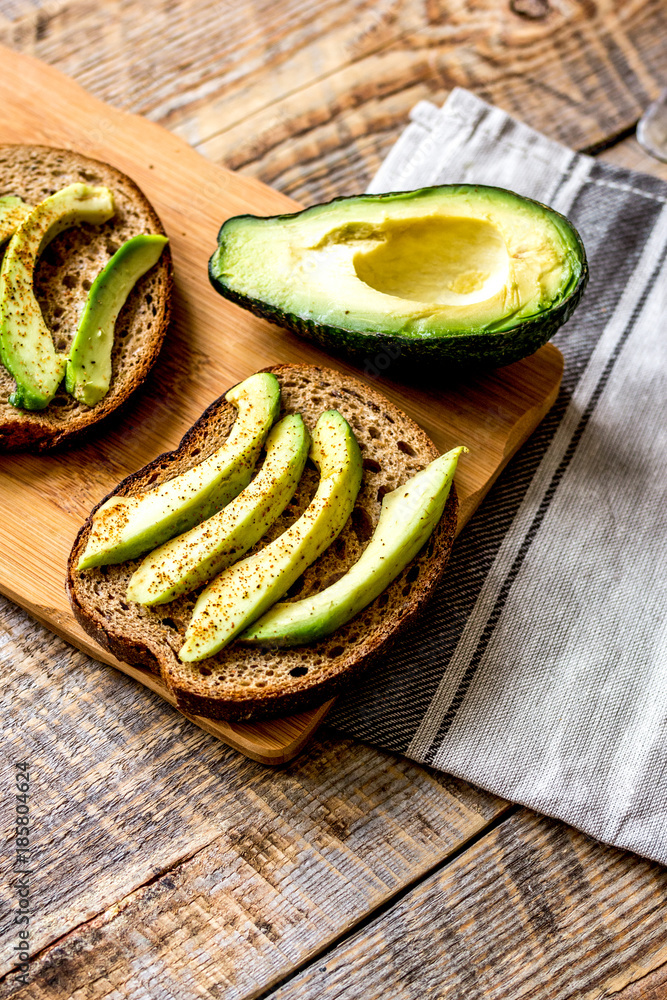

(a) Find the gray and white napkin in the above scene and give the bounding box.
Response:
[331,89,667,866]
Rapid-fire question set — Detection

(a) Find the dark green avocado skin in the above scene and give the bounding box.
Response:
[208,186,589,371]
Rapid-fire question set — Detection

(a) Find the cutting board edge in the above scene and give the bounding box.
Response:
[0,47,566,764]
[457,342,563,529]
[16,592,333,765]
[1,353,564,765]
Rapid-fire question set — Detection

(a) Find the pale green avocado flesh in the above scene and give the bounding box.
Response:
[0,197,32,246]
[77,372,281,569]
[0,184,115,410]
[209,185,587,368]
[241,445,464,647]
[178,409,363,662]
[126,413,310,606]
[65,234,169,407]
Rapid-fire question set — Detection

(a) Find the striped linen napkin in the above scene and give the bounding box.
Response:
[330,89,667,866]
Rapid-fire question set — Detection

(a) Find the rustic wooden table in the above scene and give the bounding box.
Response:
[1,2,667,997]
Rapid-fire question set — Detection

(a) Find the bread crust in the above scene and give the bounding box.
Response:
[68,365,459,722]
[0,145,172,451]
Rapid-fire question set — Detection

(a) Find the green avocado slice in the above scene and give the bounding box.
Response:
[65,234,169,407]
[240,445,465,647]
[209,185,588,370]
[178,409,363,662]
[0,197,32,246]
[77,372,281,569]
[0,184,115,410]
[126,413,310,605]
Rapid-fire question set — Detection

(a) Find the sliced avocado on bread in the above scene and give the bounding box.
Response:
[68,365,460,722]
[65,233,169,407]
[209,184,587,371]
[177,409,362,661]
[127,412,310,606]
[0,145,172,451]
[241,445,465,647]
[78,372,280,568]
[0,196,31,245]
[1,183,116,410]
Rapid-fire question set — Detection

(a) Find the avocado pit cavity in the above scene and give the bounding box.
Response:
[350,216,510,306]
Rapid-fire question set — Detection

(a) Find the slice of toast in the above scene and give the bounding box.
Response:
[68,365,459,722]
[0,145,172,451]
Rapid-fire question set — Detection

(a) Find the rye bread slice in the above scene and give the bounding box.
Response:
[0,145,172,451]
[68,364,459,722]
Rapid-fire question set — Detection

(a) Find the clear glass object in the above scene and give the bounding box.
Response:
[637,88,667,163]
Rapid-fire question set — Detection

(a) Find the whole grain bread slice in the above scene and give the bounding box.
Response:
[0,145,172,451]
[68,364,459,722]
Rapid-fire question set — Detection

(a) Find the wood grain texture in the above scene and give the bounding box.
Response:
[0,0,665,205]
[0,4,664,999]
[599,134,667,182]
[0,593,507,993]
[196,0,667,205]
[263,809,667,1000]
[607,960,667,1000]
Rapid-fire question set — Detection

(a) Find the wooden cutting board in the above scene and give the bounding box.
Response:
[0,45,563,764]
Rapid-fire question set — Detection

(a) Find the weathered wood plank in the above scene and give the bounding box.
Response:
[610,960,667,1000]
[262,809,667,1000]
[190,0,667,204]
[599,134,667,182]
[0,596,507,996]
[205,5,667,208]
[0,4,665,999]
[0,0,665,206]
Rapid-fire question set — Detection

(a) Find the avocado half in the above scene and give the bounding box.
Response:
[209,185,588,371]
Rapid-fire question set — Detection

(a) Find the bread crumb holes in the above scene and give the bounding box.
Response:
[397,440,416,456]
